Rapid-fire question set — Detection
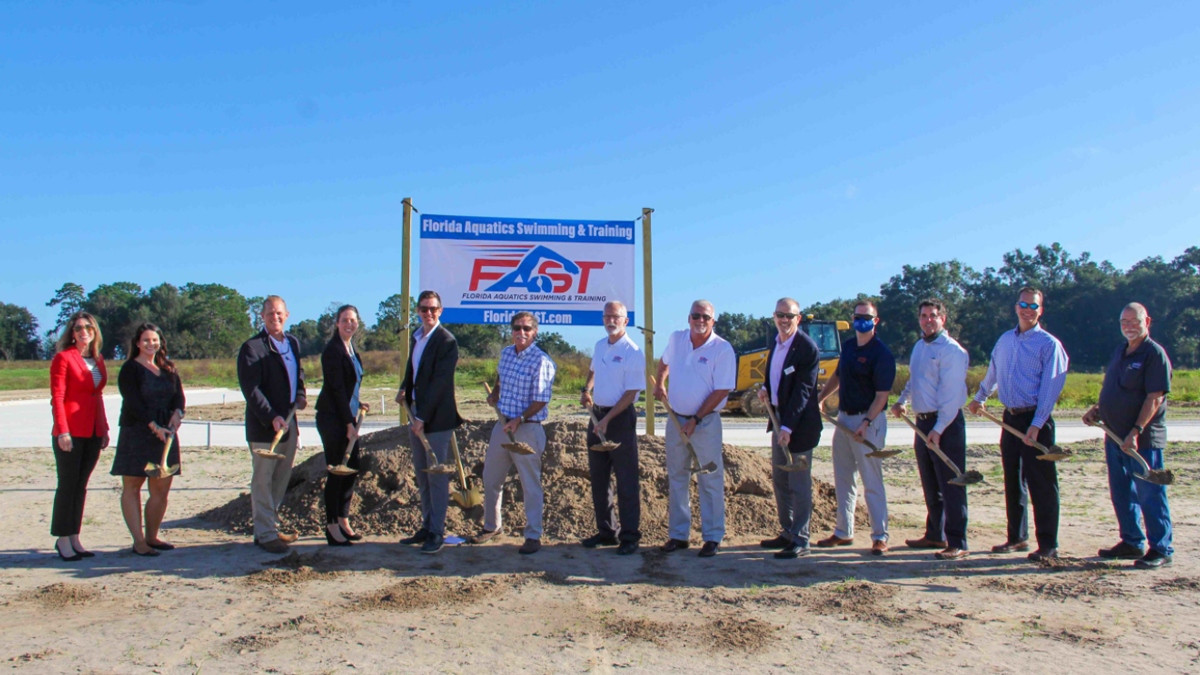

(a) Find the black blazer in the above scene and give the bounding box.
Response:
[400,325,463,434]
[763,330,823,452]
[316,336,363,426]
[237,330,307,443]
[117,360,185,428]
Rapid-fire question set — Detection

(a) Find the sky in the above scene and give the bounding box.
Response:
[4,1,1199,352]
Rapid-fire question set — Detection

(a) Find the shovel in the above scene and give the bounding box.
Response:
[820,410,903,458]
[481,383,535,455]
[765,401,808,472]
[647,375,717,475]
[251,409,295,459]
[448,432,484,509]
[1089,420,1175,486]
[400,400,455,475]
[144,429,179,479]
[973,407,1072,461]
[586,408,620,452]
[898,412,983,486]
[326,410,365,476]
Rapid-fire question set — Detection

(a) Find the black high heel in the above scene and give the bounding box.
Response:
[55,542,82,562]
[339,525,363,541]
[325,526,352,547]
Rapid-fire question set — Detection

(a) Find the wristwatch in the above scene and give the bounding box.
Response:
[580,387,589,394]
[1133,424,1144,434]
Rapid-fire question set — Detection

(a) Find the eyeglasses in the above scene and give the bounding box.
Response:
[689,313,713,322]
[512,325,535,333]
[417,305,439,313]
[603,314,626,321]
[1017,301,1040,310]
[72,324,94,333]
[852,314,876,321]
[774,312,798,320]
[1119,319,1144,327]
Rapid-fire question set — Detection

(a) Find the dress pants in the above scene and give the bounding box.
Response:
[771,436,814,547]
[999,409,1059,550]
[482,421,546,540]
[665,413,725,543]
[316,412,361,524]
[914,411,969,550]
[411,428,453,536]
[249,416,299,543]
[51,435,104,537]
[1105,439,1173,556]
[586,406,641,543]
[831,411,889,541]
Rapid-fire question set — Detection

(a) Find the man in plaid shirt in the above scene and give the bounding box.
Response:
[473,311,557,555]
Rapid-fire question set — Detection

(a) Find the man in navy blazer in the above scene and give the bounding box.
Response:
[756,297,823,559]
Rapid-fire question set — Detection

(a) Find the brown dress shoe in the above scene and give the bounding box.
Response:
[816,535,854,548]
[905,537,948,549]
[471,529,500,544]
[256,538,289,554]
[871,540,889,555]
[276,533,299,544]
[935,547,969,560]
[991,540,1030,554]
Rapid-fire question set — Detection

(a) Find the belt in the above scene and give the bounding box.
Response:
[1006,406,1037,415]
[592,405,614,416]
[841,409,869,417]
[915,412,938,422]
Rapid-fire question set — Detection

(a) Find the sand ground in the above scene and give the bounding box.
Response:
[2,428,1198,675]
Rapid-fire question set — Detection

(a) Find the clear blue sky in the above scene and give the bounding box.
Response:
[4,1,1198,351]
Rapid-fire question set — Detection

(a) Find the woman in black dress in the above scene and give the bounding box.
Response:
[111,323,185,557]
[315,305,370,546]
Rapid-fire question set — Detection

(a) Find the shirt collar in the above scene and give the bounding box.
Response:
[776,330,796,349]
[688,330,719,350]
[418,322,440,340]
[608,332,633,349]
[1015,323,1044,339]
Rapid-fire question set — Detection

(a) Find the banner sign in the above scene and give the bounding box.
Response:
[420,214,637,326]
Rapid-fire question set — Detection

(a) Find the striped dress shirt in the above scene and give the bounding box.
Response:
[973,323,1069,429]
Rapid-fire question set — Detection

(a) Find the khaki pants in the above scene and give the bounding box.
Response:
[831,411,889,541]
[249,417,299,543]
[482,422,547,540]
[666,414,725,543]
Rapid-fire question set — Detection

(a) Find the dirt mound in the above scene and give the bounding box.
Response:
[705,616,780,652]
[199,419,862,543]
[350,572,545,613]
[979,571,1125,601]
[19,582,100,608]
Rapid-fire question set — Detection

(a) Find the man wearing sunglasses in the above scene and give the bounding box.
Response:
[396,290,464,554]
[817,300,895,554]
[968,286,1069,562]
[653,300,736,558]
[756,298,823,559]
[476,311,557,555]
[580,301,646,556]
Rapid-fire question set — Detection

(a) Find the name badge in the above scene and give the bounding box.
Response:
[784,366,795,375]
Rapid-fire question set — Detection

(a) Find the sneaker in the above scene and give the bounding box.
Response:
[759,535,792,549]
[399,528,431,545]
[581,534,619,548]
[1098,541,1146,560]
[470,529,500,544]
[519,538,541,555]
[698,541,720,558]
[871,540,889,556]
[1134,550,1173,570]
[616,541,639,556]
[420,534,445,554]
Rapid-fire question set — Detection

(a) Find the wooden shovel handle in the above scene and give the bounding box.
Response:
[975,407,1054,455]
[1092,420,1154,474]
[481,382,521,442]
[587,409,612,444]
[399,400,433,452]
[898,412,964,478]
[819,410,881,453]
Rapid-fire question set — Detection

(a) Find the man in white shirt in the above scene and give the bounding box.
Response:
[653,300,736,558]
[581,301,646,556]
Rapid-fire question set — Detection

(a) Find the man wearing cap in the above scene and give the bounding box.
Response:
[1083,302,1174,569]
[238,295,307,554]
[580,301,646,556]
[756,298,823,559]
[473,311,557,555]
[891,299,971,560]
[817,299,894,555]
[653,300,736,558]
[968,286,1069,563]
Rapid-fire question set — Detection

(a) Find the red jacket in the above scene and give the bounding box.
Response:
[50,349,109,438]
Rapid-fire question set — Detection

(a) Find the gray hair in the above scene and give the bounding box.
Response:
[691,299,715,320]
[1122,302,1148,321]
[605,300,628,316]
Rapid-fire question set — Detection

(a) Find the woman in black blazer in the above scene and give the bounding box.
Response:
[315,305,370,546]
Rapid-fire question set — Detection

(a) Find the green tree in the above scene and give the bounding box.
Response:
[85,282,146,358]
[46,282,86,332]
[536,331,582,358]
[877,260,974,360]
[174,283,253,358]
[0,303,40,360]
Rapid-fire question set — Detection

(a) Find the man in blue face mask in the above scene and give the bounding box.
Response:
[816,300,895,555]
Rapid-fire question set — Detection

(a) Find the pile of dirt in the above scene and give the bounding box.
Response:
[350,572,547,613]
[199,419,863,543]
[18,583,100,609]
[979,571,1125,601]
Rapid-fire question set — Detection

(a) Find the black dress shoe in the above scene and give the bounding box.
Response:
[660,539,689,553]
[616,540,639,556]
[74,549,96,558]
[774,543,810,559]
[420,534,445,554]
[581,534,620,548]
[1099,541,1146,560]
[399,529,431,545]
[1134,550,1173,569]
[1028,548,1058,562]
[519,538,541,555]
[147,542,175,551]
[698,541,720,558]
[339,526,363,542]
[759,535,791,549]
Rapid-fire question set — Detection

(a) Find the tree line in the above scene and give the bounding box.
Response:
[3,243,1197,369]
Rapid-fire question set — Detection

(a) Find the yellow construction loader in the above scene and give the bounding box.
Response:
[726,318,849,415]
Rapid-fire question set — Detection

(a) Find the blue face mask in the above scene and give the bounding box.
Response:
[853,318,875,334]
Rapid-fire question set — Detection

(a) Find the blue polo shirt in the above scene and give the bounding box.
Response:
[837,336,896,415]
[1098,337,1172,448]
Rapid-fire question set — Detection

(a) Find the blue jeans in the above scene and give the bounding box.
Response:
[1105,439,1173,556]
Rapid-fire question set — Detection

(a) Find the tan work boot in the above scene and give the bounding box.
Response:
[256,538,289,554]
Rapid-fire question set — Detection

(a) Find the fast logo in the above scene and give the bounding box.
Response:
[469,245,606,293]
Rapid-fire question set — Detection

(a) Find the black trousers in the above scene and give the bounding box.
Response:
[1000,409,1059,550]
[316,413,361,524]
[586,405,641,542]
[914,412,968,550]
[51,435,103,537]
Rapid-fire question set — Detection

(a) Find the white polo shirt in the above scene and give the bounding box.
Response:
[590,332,646,407]
[661,329,736,416]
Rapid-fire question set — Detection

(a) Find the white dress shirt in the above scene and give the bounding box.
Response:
[590,332,646,407]
[660,329,737,416]
[410,322,439,415]
[896,332,969,434]
[768,330,796,433]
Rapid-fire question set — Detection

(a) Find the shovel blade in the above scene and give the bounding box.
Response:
[327,465,358,476]
[865,450,903,459]
[776,462,808,473]
[949,470,985,486]
[696,462,718,475]
[1136,469,1175,486]
[423,464,456,475]
[1036,453,1070,462]
[451,488,484,509]
[589,442,619,452]
[502,442,535,455]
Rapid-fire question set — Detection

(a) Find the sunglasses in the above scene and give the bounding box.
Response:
[774,312,798,320]
[512,325,535,333]
[72,324,94,333]
[689,313,713,322]
[1017,301,1040,310]
[852,314,876,321]
[417,305,440,313]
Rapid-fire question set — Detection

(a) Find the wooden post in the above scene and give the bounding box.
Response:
[399,197,413,425]
[642,207,656,437]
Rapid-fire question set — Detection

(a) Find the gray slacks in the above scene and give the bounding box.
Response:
[249,416,299,543]
[771,437,814,547]
[666,414,725,543]
[482,422,547,540]
[410,428,452,536]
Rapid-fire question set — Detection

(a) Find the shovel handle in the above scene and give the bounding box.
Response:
[587,409,613,444]
[819,411,881,453]
[1091,420,1155,475]
[448,432,469,487]
[399,400,434,452]
[898,412,964,478]
[647,375,706,465]
[974,407,1055,456]
[482,382,521,443]
[267,408,296,454]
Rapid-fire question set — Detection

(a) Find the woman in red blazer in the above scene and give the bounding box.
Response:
[49,311,110,561]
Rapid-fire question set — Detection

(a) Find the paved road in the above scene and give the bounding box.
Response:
[4,387,1199,449]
